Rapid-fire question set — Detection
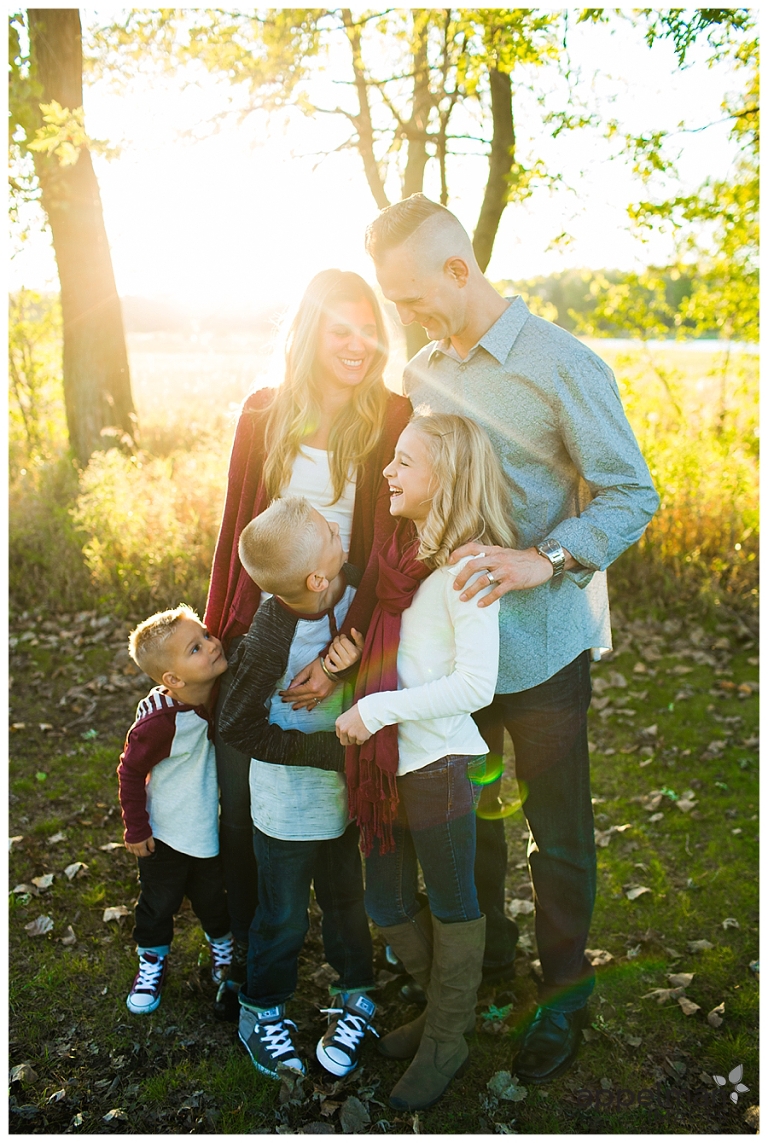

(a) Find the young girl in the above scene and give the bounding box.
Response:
[336,411,515,1112]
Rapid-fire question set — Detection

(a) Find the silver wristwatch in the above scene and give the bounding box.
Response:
[535,538,566,579]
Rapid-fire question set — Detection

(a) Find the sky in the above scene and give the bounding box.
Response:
[10,9,744,314]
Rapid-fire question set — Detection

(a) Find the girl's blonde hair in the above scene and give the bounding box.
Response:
[262,269,390,503]
[408,411,517,569]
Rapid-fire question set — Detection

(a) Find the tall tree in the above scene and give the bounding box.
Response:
[12,10,135,466]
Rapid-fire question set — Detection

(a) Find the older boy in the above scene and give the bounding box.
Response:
[219,496,376,1081]
[118,605,233,1014]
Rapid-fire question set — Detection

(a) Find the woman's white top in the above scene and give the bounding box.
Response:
[356,557,500,776]
[283,445,356,553]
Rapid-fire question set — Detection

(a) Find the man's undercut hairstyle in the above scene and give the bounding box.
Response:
[365,193,473,268]
[129,604,199,683]
[238,496,326,597]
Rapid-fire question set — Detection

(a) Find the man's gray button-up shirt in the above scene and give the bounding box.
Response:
[403,296,660,694]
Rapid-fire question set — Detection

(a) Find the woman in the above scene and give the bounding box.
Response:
[204,269,411,970]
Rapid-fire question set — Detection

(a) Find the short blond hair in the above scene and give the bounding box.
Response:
[239,496,326,597]
[365,193,473,270]
[129,604,199,682]
[408,411,516,569]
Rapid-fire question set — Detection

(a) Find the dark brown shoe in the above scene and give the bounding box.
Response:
[512,1006,586,1083]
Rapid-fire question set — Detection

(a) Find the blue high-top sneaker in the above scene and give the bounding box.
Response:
[316,991,378,1077]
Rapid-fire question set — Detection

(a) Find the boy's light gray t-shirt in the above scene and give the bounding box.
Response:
[248,586,353,842]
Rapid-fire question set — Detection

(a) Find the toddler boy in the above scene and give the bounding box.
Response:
[219,496,376,1080]
[118,605,234,1014]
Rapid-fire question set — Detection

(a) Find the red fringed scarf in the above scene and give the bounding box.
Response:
[346,519,431,855]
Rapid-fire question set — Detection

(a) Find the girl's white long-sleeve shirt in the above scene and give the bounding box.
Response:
[356,557,500,775]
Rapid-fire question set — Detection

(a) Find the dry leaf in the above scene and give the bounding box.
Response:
[707,1002,725,1028]
[60,926,77,946]
[487,1071,528,1102]
[24,915,54,937]
[743,1106,759,1131]
[642,986,685,1004]
[625,1035,642,1047]
[340,1096,371,1133]
[12,883,37,896]
[633,662,648,675]
[668,972,694,988]
[607,671,627,688]
[103,1109,128,1123]
[31,873,54,891]
[722,917,740,930]
[624,885,652,901]
[688,939,714,953]
[311,962,337,989]
[8,836,24,851]
[648,812,664,823]
[99,842,124,852]
[102,905,131,923]
[63,862,87,880]
[676,797,698,813]
[47,831,66,845]
[585,948,614,967]
[10,1062,38,1085]
[582,1028,599,1042]
[678,996,701,1016]
[506,898,535,917]
[48,1089,67,1103]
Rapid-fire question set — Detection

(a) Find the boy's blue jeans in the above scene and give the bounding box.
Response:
[242,823,375,1009]
[364,754,484,928]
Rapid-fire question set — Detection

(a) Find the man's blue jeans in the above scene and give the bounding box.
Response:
[364,754,484,928]
[492,650,596,1013]
[243,823,375,1008]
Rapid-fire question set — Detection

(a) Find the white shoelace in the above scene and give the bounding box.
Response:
[209,937,234,971]
[260,1017,301,1061]
[134,955,164,993]
[320,1007,379,1051]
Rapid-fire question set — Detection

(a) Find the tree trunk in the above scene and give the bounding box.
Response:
[401,13,432,199]
[472,67,516,273]
[28,8,136,467]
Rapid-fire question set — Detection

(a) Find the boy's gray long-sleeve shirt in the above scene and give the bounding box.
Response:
[404,296,660,694]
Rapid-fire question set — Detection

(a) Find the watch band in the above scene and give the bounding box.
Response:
[536,538,566,579]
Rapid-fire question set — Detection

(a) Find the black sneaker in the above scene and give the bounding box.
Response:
[316,992,378,1077]
[239,1003,305,1079]
[214,940,249,1022]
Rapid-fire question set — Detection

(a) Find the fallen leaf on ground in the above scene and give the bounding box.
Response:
[648,812,664,823]
[24,915,54,937]
[103,1109,128,1123]
[722,917,740,930]
[8,836,24,851]
[688,939,714,953]
[707,1002,725,1028]
[625,1035,642,1047]
[99,842,124,852]
[10,1063,38,1085]
[63,862,88,880]
[641,987,685,1004]
[585,948,614,966]
[48,1089,67,1103]
[582,1028,599,1042]
[311,963,337,989]
[47,831,66,844]
[11,884,37,897]
[678,996,701,1016]
[31,874,54,890]
[39,723,53,732]
[606,671,627,688]
[487,1071,528,1102]
[668,972,694,988]
[676,797,698,813]
[743,1106,759,1131]
[594,824,632,847]
[102,905,131,923]
[340,1096,370,1133]
[60,926,76,946]
[506,898,535,917]
[624,885,652,901]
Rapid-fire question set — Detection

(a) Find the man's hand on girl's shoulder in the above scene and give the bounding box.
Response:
[449,542,562,605]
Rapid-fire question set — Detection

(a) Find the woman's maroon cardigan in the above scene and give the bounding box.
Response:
[204,387,412,651]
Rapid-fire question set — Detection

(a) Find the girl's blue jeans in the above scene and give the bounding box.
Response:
[364,753,485,928]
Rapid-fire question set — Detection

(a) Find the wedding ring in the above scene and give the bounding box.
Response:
[487,571,496,584]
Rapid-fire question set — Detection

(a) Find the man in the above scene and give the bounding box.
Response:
[366,194,659,1083]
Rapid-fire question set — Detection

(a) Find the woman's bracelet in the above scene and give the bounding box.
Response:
[319,656,340,683]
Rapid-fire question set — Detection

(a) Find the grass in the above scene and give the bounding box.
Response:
[8,597,758,1134]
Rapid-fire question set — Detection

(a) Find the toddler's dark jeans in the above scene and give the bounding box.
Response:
[133,838,230,950]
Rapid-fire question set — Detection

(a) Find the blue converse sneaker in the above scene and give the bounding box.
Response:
[126,950,167,1015]
[316,991,378,1077]
[205,932,235,984]
[239,1002,305,1079]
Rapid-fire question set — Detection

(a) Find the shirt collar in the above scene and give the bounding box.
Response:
[428,295,530,367]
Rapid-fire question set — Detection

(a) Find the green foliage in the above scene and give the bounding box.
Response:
[71,445,228,616]
[8,290,68,472]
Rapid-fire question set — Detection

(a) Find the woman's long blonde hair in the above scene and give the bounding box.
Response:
[262,269,390,503]
[408,410,517,569]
